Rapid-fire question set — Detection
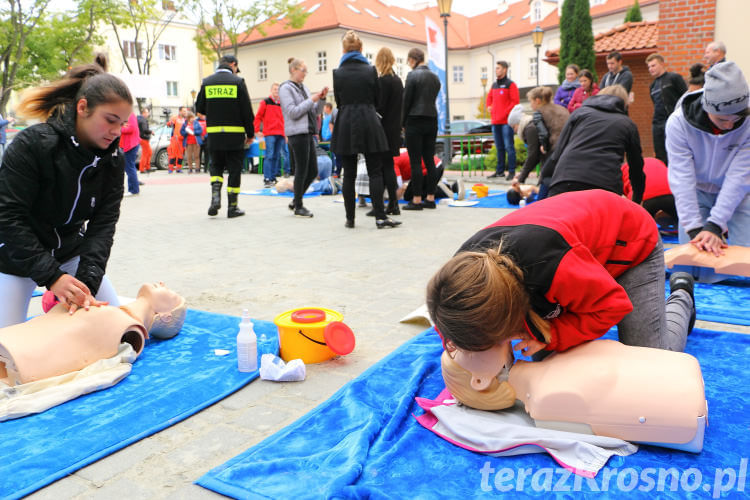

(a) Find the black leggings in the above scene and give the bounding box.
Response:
[341,153,385,220]
[380,152,399,208]
[287,134,318,208]
[405,116,438,198]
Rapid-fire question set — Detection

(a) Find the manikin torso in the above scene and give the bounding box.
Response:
[664,244,750,277]
[0,304,147,385]
[443,339,707,449]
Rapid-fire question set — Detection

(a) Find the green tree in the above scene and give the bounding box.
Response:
[624,0,643,23]
[188,0,309,61]
[22,0,106,84]
[0,0,51,114]
[557,0,597,84]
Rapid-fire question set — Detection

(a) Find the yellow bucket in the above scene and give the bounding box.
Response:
[274,307,355,364]
[472,184,489,198]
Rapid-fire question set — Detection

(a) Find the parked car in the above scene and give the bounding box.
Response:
[435,119,493,159]
[148,125,172,170]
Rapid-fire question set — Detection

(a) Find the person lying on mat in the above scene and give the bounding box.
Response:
[426,190,696,362]
[0,54,133,328]
[0,282,185,386]
[505,179,539,206]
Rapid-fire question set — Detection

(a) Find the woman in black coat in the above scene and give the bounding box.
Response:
[374,47,404,215]
[331,31,399,229]
[402,47,441,210]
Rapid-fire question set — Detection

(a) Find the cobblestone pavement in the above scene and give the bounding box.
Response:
[26,170,748,499]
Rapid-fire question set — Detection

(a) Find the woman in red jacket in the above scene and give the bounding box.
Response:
[567,69,599,113]
[427,190,695,359]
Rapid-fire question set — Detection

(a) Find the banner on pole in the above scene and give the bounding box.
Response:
[425,16,447,134]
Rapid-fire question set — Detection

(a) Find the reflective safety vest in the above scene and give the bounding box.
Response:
[195,66,255,151]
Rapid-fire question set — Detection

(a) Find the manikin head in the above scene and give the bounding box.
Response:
[136,282,187,339]
[441,342,517,410]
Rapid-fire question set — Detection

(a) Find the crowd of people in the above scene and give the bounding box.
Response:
[0,37,747,381]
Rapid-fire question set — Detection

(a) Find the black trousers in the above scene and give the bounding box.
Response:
[548,180,607,198]
[379,152,399,208]
[341,153,386,220]
[209,148,244,188]
[652,121,668,166]
[287,133,318,208]
[405,116,438,198]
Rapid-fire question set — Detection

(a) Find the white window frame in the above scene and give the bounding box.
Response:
[166,81,178,97]
[452,65,464,84]
[396,57,405,78]
[258,60,267,81]
[529,57,538,80]
[317,51,327,72]
[123,41,143,59]
[533,1,542,22]
[158,43,176,61]
[365,53,374,64]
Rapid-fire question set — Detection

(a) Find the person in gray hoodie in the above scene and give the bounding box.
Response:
[279,57,328,217]
[666,61,750,279]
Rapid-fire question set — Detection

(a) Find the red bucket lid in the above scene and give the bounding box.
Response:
[324,321,355,355]
[291,308,327,324]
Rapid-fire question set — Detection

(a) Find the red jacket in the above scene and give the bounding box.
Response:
[254,96,285,136]
[567,84,599,113]
[486,77,519,125]
[458,190,658,352]
[120,112,140,152]
[392,151,437,180]
[622,158,672,201]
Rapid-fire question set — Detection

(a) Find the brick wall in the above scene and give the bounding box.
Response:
[596,54,657,157]
[658,0,716,79]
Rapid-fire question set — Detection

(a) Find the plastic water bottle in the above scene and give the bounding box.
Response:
[237,309,257,372]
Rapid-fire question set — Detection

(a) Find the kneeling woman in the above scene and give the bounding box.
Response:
[427,190,695,358]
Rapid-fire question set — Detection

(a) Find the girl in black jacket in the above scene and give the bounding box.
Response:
[0,55,133,326]
[374,47,404,216]
[331,31,399,229]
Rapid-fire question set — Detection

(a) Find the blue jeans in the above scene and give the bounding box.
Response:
[491,124,515,175]
[677,189,750,281]
[307,178,334,195]
[317,154,332,180]
[264,135,284,181]
[124,145,140,194]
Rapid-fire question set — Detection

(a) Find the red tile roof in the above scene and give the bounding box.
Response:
[235,0,659,50]
[545,20,659,59]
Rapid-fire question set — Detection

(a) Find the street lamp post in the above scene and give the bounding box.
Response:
[480,75,488,119]
[532,25,544,87]
[190,89,197,111]
[438,0,452,149]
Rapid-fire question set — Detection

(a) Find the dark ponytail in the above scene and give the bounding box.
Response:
[17,53,132,120]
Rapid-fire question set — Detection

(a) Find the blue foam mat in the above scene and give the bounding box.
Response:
[240,187,321,198]
[669,276,750,326]
[0,311,278,500]
[198,326,750,499]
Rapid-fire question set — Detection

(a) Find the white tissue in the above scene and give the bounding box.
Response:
[259,354,306,382]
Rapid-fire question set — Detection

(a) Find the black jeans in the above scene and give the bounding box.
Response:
[209,148,244,188]
[405,116,438,198]
[652,121,668,166]
[341,153,386,220]
[287,133,318,208]
[379,152,399,208]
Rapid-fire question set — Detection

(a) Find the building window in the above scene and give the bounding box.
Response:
[158,44,176,61]
[123,41,143,59]
[481,66,488,81]
[166,81,178,97]
[529,57,538,80]
[317,51,327,72]
[533,1,542,22]
[452,65,464,83]
[396,57,404,78]
[258,60,267,81]
[366,52,374,64]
